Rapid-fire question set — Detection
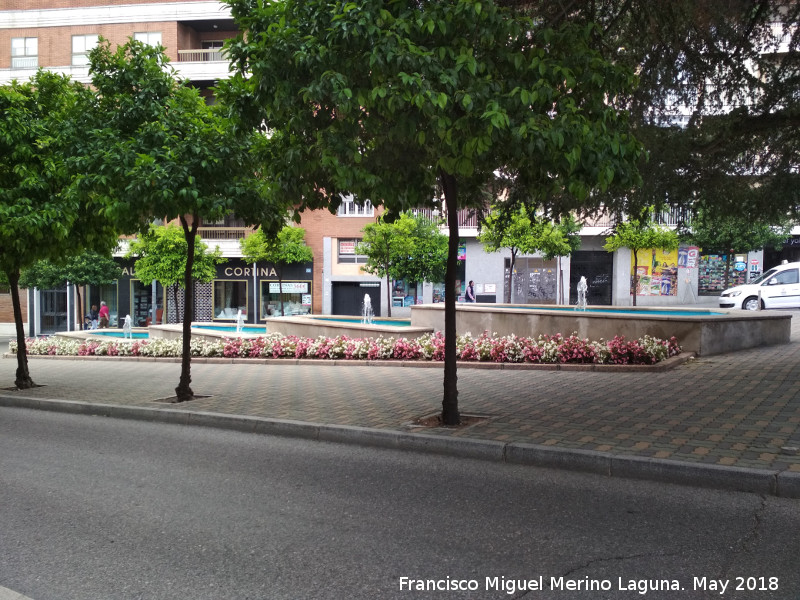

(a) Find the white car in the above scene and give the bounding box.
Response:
[719,261,800,310]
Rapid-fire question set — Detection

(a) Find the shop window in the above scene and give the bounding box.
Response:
[337,238,368,264]
[260,281,311,317]
[11,37,37,69]
[72,34,99,66]
[392,279,419,307]
[337,195,373,217]
[94,283,118,326]
[134,32,162,47]
[130,280,162,327]
[214,280,248,319]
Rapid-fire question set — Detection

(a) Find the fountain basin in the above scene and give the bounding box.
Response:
[266,315,432,339]
[55,328,150,341]
[410,304,791,356]
[148,323,267,341]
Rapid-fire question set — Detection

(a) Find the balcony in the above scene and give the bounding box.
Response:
[11,56,38,70]
[177,49,226,62]
[197,226,254,241]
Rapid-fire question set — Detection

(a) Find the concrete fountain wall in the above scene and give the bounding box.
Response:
[265,316,433,340]
[410,304,791,356]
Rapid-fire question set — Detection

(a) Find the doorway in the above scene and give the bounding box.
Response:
[332,282,381,317]
[569,251,613,305]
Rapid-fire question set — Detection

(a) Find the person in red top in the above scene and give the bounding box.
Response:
[98,301,110,328]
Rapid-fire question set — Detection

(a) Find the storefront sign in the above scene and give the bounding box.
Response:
[339,240,356,255]
[224,266,278,277]
[302,294,312,306]
[269,282,308,293]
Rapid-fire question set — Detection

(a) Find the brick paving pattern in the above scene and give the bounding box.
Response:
[2,309,799,473]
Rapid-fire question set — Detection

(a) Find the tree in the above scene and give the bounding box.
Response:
[0,70,118,389]
[394,214,449,305]
[240,226,314,317]
[603,216,679,306]
[355,216,416,318]
[20,252,121,327]
[74,39,287,402]
[684,210,790,290]
[224,0,643,424]
[479,206,581,303]
[126,224,224,323]
[504,1,800,224]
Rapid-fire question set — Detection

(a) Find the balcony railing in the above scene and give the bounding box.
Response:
[197,227,254,241]
[411,208,480,228]
[177,49,226,62]
[11,56,38,69]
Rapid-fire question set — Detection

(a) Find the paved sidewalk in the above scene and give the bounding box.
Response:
[2,309,799,496]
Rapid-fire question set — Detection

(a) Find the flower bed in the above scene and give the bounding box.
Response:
[10,332,681,365]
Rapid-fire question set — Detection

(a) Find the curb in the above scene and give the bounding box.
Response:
[1,394,795,499]
[2,352,694,372]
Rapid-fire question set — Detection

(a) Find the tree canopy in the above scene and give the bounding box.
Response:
[393,213,449,304]
[479,207,581,302]
[126,224,224,323]
[0,70,119,388]
[603,216,680,306]
[20,252,121,327]
[223,0,643,423]
[240,226,314,317]
[684,209,790,289]
[505,1,800,224]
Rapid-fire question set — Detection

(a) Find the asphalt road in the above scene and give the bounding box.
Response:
[1,407,799,600]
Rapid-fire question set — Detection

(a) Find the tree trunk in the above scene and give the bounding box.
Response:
[8,269,35,389]
[176,215,197,402]
[440,171,460,426]
[507,249,517,304]
[632,249,639,307]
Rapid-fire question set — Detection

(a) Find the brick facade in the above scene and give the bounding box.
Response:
[299,208,382,314]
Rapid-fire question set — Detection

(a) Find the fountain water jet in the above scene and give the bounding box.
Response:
[576,276,588,311]
[361,294,374,325]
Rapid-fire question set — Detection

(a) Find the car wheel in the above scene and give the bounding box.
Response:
[743,296,762,311]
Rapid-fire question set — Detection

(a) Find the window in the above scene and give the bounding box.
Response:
[134,32,162,47]
[337,238,368,264]
[337,195,374,217]
[72,34,99,66]
[11,37,37,69]
[213,280,248,319]
[260,281,311,317]
[770,269,798,285]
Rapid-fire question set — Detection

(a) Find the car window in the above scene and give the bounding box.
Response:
[770,269,799,285]
[752,268,778,285]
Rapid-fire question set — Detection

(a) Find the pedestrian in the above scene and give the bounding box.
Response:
[98,301,110,328]
[89,304,99,330]
[466,280,476,303]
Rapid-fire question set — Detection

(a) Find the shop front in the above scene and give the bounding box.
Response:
[213,258,313,323]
